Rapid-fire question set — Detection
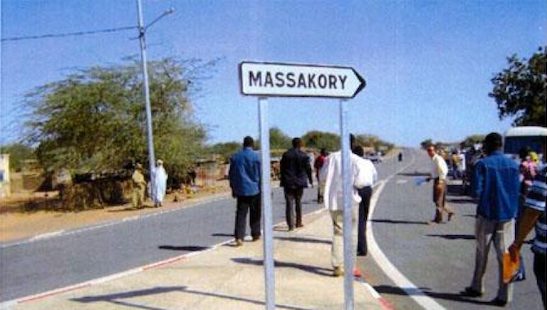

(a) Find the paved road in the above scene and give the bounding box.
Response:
[1,186,325,302]
[359,148,543,309]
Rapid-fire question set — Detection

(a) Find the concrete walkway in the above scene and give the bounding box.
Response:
[7,209,386,310]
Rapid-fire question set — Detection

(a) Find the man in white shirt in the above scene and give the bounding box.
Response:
[321,135,371,276]
[426,145,455,223]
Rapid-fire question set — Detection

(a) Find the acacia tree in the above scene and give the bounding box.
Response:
[489,47,546,126]
[25,57,215,183]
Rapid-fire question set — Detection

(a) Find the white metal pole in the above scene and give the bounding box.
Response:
[136,0,156,189]
[259,97,275,310]
[340,99,354,309]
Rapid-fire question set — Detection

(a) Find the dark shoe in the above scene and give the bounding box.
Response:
[333,266,344,277]
[448,213,455,221]
[234,239,243,247]
[357,250,367,256]
[461,287,483,298]
[491,298,507,307]
[296,223,304,228]
[288,227,294,232]
[252,236,261,241]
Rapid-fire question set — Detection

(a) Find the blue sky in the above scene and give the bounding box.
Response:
[1,0,545,147]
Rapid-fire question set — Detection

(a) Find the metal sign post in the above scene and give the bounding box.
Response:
[258,97,275,310]
[340,99,354,310]
[239,61,365,310]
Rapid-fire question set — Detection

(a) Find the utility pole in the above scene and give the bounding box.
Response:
[135,0,173,192]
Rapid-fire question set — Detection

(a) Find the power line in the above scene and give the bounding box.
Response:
[1,26,137,42]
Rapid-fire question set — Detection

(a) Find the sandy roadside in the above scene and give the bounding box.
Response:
[0,181,231,243]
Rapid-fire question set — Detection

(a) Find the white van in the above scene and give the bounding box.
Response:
[503,126,547,160]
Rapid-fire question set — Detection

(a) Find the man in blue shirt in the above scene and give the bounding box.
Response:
[229,136,261,247]
[462,132,520,306]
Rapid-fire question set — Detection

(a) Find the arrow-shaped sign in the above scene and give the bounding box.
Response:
[239,61,366,99]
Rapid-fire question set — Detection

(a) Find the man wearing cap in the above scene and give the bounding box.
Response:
[132,163,147,209]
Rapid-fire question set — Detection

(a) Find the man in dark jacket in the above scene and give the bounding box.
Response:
[280,137,313,231]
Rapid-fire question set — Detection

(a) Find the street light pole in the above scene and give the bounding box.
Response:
[136,0,156,191]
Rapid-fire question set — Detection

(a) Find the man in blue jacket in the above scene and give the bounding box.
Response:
[462,132,520,306]
[229,136,261,247]
[280,137,313,231]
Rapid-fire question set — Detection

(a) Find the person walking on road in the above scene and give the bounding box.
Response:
[229,136,261,247]
[314,148,328,203]
[132,163,147,209]
[321,134,368,277]
[152,159,168,208]
[462,132,520,307]
[352,146,378,256]
[509,141,546,308]
[280,137,313,231]
[426,145,455,223]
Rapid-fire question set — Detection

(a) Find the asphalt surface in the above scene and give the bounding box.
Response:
[359,148,544,310]
[2,148,544,310]
[0,186,323,302]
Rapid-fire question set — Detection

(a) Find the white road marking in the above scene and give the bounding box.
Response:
[368,151,446,310]
[396,179,408,184]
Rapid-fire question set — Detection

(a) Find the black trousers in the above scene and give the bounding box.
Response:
[234,194,261,240]
[357,186,373,255]
[284,187,304,229]
[534,253,546,308]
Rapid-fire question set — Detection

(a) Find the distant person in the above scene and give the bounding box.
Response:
[426,145,455,223]
[461,132,520,307]
[519,147,537,206]
[398,152,403,162]
[280,137,313,230]
[152,159,168,208]
[509,140,546,308]
[314,148,329,203]
[132,163,147,209]
[228,136,261,246]
[321,134,368,277]
[457,150,466,181]
[352,146,378,256]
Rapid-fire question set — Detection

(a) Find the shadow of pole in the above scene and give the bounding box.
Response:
[71,285,313,310]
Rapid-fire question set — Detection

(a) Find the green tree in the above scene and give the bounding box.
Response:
[461,134,484,148]
[0,143,36,172]
[208,141,241,162]
[489,47,546,126]
[269,127,292,150]
[302,130,340,151]
[25,57,214,182]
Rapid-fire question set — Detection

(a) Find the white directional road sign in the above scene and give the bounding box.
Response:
[239,61,366,99]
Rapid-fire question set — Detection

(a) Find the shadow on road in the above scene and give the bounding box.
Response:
[426,234,475,240]
[158,245,210,252]
[371,219,430,225]
[373,285,494,307]
[211,233,233,237]
[274,236,331,245]
[232,257,332,276]
[397,172,430,177]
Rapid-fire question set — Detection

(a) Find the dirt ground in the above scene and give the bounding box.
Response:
[0,180,231,243]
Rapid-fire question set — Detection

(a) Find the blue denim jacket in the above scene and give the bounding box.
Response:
[473,151,520,221]
[229,147,261,197]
